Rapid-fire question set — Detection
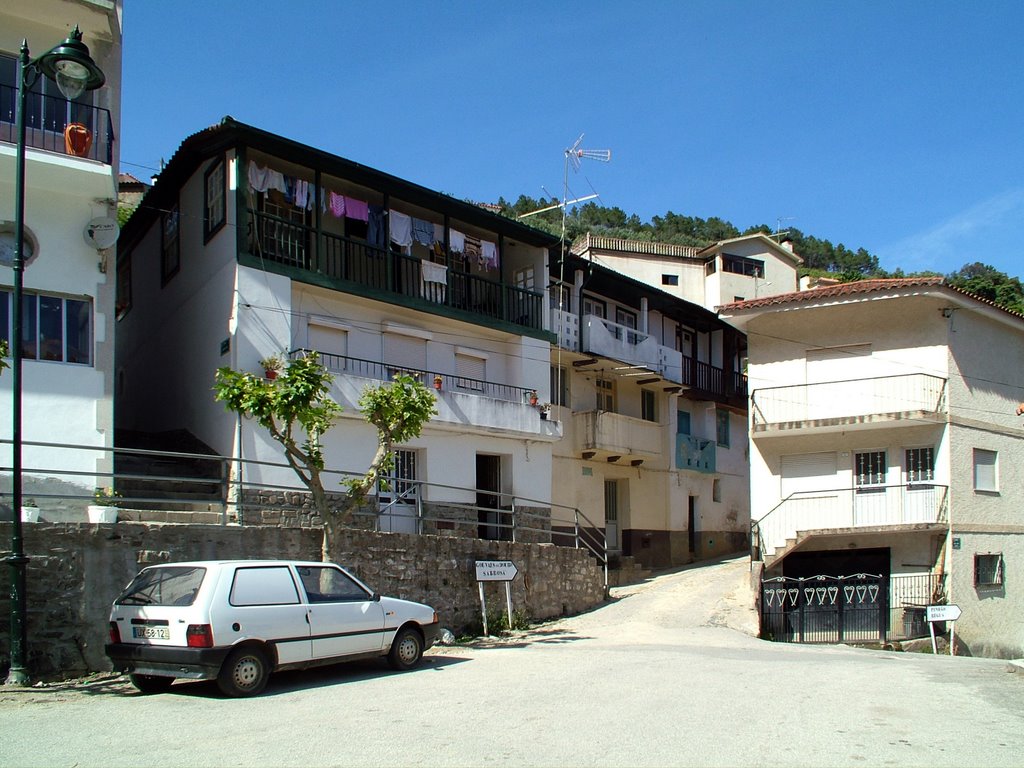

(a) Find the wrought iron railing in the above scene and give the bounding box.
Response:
[0,84,115,164]
[247,209,543,331]
[290,349,536,404]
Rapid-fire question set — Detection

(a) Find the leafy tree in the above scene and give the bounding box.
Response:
[213,356,436,559]
[947,262,1024,315]
[0,339,8,375]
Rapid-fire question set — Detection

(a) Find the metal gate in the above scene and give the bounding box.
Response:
[760,573,887,644]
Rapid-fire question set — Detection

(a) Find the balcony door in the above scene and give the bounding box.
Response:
[379,449,418,534]
[854,450,888,525]
[604,480,621,552]
[476,454,509,541]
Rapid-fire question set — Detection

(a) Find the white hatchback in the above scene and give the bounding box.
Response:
[105,560,441,697]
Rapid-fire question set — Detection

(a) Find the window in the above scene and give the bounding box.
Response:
[550,364,569,407]
[596,378,615,411]
[973,448,998,492]
[161,203,180,284]
[203,157,226,241]
[549,283,571,312]
[716,408,730,447]
[297,565,370,602]
[583,295,606,318]
[116,250,131,318]
[229,566,299,606]
[661,274,679,286]
[905,447,934,485]
[855,451,886,489]
[641,389,656,422]
[705,259,717,275]
[0,291,91,365]
[713,478,722,503]
[722,254,765,278]
[974,553,1004,587]
[615,307,637,330]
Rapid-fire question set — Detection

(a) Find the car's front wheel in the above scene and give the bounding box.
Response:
[129,674,174,694]
[388,627,423,670]
[217,646,270,697]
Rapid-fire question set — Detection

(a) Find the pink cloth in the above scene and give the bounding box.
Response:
[328,192,346,218]
[344,196,369,222]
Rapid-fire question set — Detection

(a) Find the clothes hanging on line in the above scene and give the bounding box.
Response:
[464,235,481,262]
[412,218,434,247]
[368,205,386,248]
[247,161,288,196]
[344,196,369,222]
[449,228,466,253]
[328,191,346,218]
[481,240,498,270]
[389,210,413,247]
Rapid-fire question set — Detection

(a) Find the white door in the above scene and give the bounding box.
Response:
[604,480,620,551]
[379,449,419,534]
[296,565,386,659]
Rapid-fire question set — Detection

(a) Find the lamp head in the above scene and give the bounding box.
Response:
[36,26,105,100]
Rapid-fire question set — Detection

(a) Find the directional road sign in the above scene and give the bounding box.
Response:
[475,560,518,582]
[926,604,962,622]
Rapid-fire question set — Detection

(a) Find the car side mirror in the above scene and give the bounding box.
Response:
[372,592,381,602]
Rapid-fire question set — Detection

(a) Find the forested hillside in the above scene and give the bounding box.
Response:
[497,195,1024,315]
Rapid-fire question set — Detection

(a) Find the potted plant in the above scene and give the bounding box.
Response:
[433,375,443,390]
[88,486,121,523]
[528,390,539,406]
[21,497,39,523]
[260,355,285,380]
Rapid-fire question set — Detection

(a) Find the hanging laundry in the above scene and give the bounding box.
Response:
[344,196,369,222]
[481,240,499,270]
[449,228,466,253]
[368,205,386,248]
[432,241,445,260]
[328,191,346,218]
[412,218,434,247]
[247,161,271,193]
[433,222,445,244]
[294,180,309,210]
[464,235,482,265]
[265,169,287,196]
[389,210,414,247]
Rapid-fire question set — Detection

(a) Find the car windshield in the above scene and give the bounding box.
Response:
[116,566,206,606]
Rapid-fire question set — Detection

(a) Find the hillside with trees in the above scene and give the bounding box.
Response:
[496,195,1024,315]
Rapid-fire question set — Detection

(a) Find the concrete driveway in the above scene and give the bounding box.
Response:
[1,555,1022,767]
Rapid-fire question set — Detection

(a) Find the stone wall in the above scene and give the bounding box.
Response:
[0,521,604,681]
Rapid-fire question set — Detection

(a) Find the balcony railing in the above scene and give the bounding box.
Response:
[0,84,115,164]
[751,373,947,431]
[752,483,949,561]
[574,410,663,459]
[247,209,543,331]
[676,434,716,473]
[291,349,534,404]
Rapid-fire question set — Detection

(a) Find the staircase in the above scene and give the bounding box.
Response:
[607,554,652,587]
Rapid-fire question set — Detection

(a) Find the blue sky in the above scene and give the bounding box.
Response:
[120,1,1024,278]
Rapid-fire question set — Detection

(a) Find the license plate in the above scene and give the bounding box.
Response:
[133,626,169,640]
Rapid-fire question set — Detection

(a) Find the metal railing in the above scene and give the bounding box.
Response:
[751,373,947,429]
[0,437,607,586]
[751,483,949,561]
[290,349,536,404]
[0,84,115,164]
[247,209,543,331]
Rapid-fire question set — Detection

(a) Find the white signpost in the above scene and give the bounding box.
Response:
[475,560,519,636]
[926,604,962,656]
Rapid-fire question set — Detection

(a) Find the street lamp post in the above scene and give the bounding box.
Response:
[4,26,104,686]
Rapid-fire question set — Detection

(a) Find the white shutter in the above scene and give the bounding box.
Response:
[308,324,348,357]
[780,452,837,497]
[384,334,427,374]
[455,353,485,391]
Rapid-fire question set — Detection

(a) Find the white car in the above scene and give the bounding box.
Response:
[105,560,441,697]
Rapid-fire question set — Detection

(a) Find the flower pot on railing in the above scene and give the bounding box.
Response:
[64,123,93,157]
[21,506,40,523]
[87,505,118,523]
[433,376,443,391]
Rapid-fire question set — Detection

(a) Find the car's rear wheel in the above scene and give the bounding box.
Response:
[388,627,423,670]
[129,674,174,694]
[217,646,270,697]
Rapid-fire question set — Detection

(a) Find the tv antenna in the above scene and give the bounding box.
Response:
[772,216,795,239]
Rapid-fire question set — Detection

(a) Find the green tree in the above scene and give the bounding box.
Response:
[213,356,436,559]
[947,262,1024,315]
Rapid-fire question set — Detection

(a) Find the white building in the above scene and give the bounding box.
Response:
[720,278,1024,657]
[116,118,561,535]
[0,0,122,512]
[547,252,750,569]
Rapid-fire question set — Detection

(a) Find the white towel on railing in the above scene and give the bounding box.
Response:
[421,260,448,285]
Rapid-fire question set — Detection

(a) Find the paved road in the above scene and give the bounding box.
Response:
[2,556,1022,767]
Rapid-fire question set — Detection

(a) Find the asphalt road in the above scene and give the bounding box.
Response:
[2,556,1022,767]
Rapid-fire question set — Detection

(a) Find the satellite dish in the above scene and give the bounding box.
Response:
[84,216,119,250]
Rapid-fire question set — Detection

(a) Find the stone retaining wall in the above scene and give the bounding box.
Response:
[0,521,604,681]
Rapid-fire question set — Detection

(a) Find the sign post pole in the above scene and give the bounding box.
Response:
[475,560,519,636]
[505,582,513,630]
[478,581,488,637]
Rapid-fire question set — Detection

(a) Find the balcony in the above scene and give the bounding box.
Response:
[247,209,543,333]
[752,484,949,564]
[301,350,559,439]
[676,434,716,473]
[0,84,114,164]
[751,374,947,435]
[581,314,676,378]
[574,410,662,463]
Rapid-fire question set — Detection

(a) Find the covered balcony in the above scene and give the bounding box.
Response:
[574,410,662,464]
[751,374,947,436]
[246,209,544,335]
[752,483,949,566]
